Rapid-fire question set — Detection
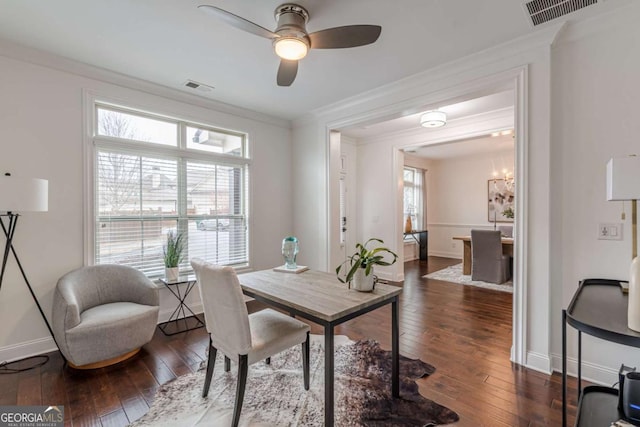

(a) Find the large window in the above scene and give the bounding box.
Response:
[403,167,423,232]
[91,103,249,277]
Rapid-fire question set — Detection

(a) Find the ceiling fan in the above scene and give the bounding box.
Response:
[198,3,382,87]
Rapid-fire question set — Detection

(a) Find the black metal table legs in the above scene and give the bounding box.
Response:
[392,296,400,397]
[324,324,335,427]
[562,309,567,427]
[158,280,205,335]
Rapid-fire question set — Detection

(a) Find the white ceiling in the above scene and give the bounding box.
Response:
[0,0,630,120]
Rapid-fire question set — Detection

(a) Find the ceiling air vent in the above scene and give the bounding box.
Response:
[183,79,214,92]
[524,0,598,26]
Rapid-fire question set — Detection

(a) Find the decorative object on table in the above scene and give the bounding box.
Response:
[163,230,184,281]
[281,236,299,269]
[404,213,413,233]
[336,238,397,292]
[53,265,159,369]
[273,264,309,274]
[130,336,459,427]
[488,179,515,223]
[0,173,54,370]
[606,155,640,331]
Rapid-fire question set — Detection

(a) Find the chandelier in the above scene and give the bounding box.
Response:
[492,169,514,191]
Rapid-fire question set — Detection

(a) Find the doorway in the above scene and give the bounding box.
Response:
[328,67,527,365]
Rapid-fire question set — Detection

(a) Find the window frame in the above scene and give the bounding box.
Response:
[403,166,423,239]
[83,93,251,276]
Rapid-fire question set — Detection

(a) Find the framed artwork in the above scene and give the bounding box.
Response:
[488,179,514,223]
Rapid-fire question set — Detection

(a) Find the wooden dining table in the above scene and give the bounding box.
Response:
[239,269,402,427]
[452,235,514,275]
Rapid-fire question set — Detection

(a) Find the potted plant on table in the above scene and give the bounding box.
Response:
[336,238,398,292]
[163,230,184,281]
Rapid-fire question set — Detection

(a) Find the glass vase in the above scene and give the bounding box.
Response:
[282,236,299,269]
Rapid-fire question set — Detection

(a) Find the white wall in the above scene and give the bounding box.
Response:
[0,45,292,361]
[427,146,514,258]
[550,6,640,384]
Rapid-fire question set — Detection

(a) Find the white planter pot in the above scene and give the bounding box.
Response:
[165,267,179,282]
[352,268,376,292]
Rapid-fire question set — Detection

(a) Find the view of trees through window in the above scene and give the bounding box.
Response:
[403,167,423,232]
[93,105,248,276]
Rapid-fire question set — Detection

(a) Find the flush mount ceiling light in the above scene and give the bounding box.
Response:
[420,110,447,128]
[274,37,309,60]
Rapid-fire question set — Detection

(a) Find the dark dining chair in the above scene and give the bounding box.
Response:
[191,258,311,427]
[471,229,511,284]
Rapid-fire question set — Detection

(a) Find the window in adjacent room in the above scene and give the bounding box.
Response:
[403,166,423,234]
[91,103,249,277]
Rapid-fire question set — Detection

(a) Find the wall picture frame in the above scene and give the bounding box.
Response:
[488,179,514,223]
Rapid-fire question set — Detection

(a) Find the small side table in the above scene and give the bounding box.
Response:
[158,275,205,336]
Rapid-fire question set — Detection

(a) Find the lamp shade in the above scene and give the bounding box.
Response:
[0,175,48,212]
[607,156,640,201]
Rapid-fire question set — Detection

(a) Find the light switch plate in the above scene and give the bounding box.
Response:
[598,223,623,240]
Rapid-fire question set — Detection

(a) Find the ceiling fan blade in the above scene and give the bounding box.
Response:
[277,60,298,87]
[308,25,381,49]
[198,5,278,39]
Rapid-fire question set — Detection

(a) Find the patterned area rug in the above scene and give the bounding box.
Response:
[131,336,459,426]
[424,263,513,293]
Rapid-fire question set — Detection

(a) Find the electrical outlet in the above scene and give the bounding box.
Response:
[451,242,456,248]
[598,223,623,240]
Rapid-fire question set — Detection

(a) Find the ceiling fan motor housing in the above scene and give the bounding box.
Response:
[274,3,310,44]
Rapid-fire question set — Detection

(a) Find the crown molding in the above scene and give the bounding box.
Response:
[293,22,563,127]
[0,38,291,129]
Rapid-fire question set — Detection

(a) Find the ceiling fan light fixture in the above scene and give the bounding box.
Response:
[420,110,447,128]
[274,37,308,60]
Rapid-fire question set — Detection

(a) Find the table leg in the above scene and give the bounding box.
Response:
[325,324,334,427]
[392,296,399,398]
[578,330,582,400]
[562,309,567,427]
[463,241,471,275]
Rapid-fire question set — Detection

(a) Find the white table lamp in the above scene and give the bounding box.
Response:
[607,156,640,331]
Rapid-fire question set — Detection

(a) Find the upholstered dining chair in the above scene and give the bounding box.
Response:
[471,229,511,284]
[191,259,311,427]
[498,225,513,238]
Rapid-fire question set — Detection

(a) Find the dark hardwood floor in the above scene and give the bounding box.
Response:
[0,257,577,426]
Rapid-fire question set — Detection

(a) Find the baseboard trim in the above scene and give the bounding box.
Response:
[428,251,461,259]
[525,350,552,374]
[550,353,617,386]
[0,336,58,364]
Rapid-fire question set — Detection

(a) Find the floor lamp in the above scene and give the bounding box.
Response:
[0,173,58,369]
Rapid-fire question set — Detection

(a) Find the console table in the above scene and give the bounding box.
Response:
[404,230,428,260]
[562,278,639,427]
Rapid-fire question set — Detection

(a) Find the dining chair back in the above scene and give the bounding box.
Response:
[471,230,511,284]
[191,258,311,427]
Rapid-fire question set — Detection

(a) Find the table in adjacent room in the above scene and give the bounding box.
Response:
[452,235,514,275]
